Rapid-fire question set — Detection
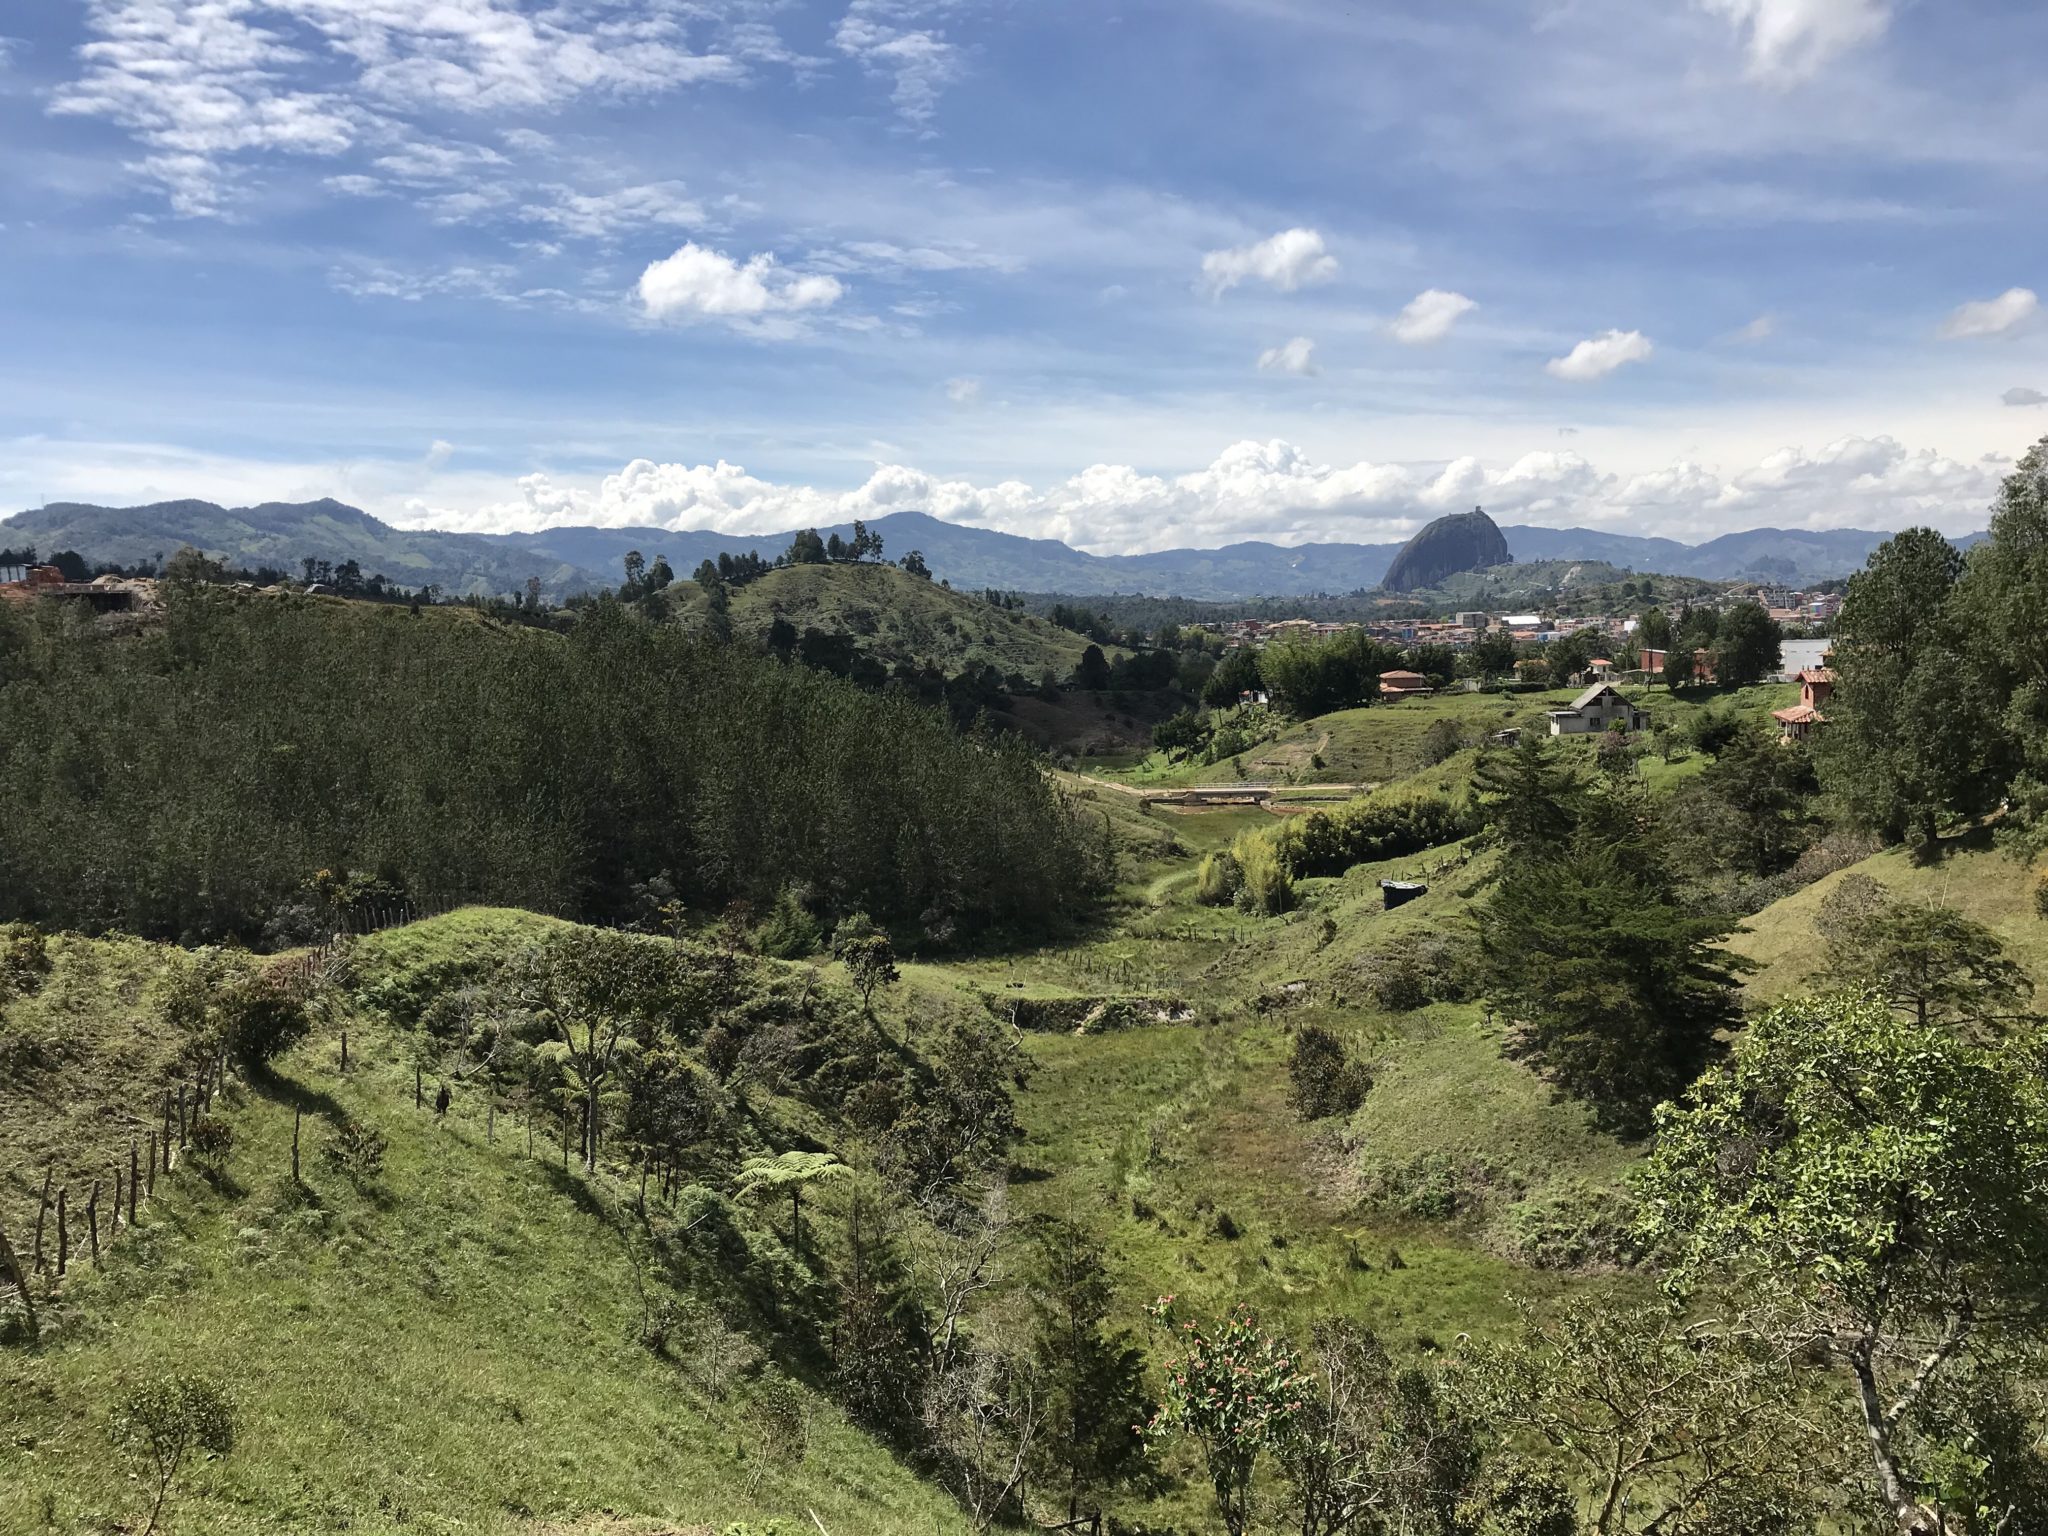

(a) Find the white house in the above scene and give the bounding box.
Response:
[1547,682,1647,736]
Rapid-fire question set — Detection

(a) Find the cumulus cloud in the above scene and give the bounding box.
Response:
[1387,289,1476,345]
[1199,228,1337,297]
[2007,387,2048,408]
[945,376,982,403]
[1698,0,1892,82]
[1545,329,1655,381]
[392,431,1996,553]
[1940,288,2039,339]
[1256,337,1318,375]
[637,243,845,324]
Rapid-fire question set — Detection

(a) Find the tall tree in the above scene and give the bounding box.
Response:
[1476,772,1745,1134]
[1815,527,2002,849]
[1958,436,2048,854]
[1638,991,2048,1536]
[1713,602,1782,687]
[1816,875,2034,1036]
[1025,1218,1148,1519]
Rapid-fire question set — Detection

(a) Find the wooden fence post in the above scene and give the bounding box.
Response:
[487,1099,496,1145]
[86,1181,100,1265]
[146,1132,157,1198]
[0,1220,35,1340]
[177,1086,188,1147]
[32,1166,52,1274]
[415,1064,422,1110]
[111,1170,123,1235]
[129,1140,140,1225]
[161,1095,172,1170]
[56,1187,68,1276]
[340,1030,348,1070]
[292,1108,302,1184]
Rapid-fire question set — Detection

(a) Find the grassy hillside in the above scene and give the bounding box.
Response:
[1728,828,2048,1002]
[1095,680,1798,788]
[1,913,980,1535]
[673,562,1111,679]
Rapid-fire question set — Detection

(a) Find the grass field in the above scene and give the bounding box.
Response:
[1728,827,2048,1001]
[1091,680,1799,788]
[1,1031,969,1534]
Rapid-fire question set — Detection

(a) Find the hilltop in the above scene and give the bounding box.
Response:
[1380,507,1512,592]
[673,561,1111,681]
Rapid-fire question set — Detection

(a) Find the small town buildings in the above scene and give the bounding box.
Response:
[1454,611,1490,630]
[1639,646,1667,676]
[1546,682,1648,736]
[1378,669,1433,698]
[1587,657,1613,678]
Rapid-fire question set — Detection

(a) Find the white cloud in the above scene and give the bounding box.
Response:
[425,439,455,468]
[1698,0,1892,82]
[1940,288,2039,340]
[1256,337,1319,375]
[51,0,360,214]
[324,174,386,198]
[1199,228,1337,297]
[1387,289,1476,345]
[522,182,705,242]
[2007,387,2048,408]
[373,140,507,186]
[1732,314,1776,342]
[945,376,982,403]
[1545,328,1655,382]
[637,243,845,324]
[51,0,743,215]
[392,431,1997,552]
[834,1,963,126]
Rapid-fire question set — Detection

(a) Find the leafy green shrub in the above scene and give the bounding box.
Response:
[1358,1151,1512,1221]
[186,1116,234,1174]
[111,1371,236,1536]
[1501,1182,1640,1269]
[757,885,822,959]
[1266,785,1478,880]
[1195,850,1242,906]
[219,971,311,1066]
[0,923,51,998]
[1286,1024,1371,1120]
[1353,932,1477,1012]
[322,1118,387,1180]
[743,1372,810,1471]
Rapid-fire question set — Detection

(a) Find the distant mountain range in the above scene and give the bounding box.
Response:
[0,498,1987,601]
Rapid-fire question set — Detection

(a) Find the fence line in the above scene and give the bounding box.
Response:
[2,899,453,1341]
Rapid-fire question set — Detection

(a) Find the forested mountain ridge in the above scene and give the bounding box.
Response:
[5,496,1985,599]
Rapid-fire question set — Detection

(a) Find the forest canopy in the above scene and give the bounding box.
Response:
[0,593,1106,943]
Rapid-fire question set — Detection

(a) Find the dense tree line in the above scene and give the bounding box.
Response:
[1814,447,2048,849]
[0,592,1106,943]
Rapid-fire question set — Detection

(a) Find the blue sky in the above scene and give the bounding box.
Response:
[0,0,2043,552]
